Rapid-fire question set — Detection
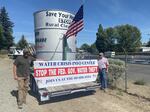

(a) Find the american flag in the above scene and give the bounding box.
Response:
[65,5,84,38]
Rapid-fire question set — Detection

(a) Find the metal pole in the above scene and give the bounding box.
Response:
[123,48,128,92]
[62,35,67,60]
[125,52,128,92]
[50,38,62,60]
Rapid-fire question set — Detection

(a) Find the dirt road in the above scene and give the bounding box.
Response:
[0,57,150,112]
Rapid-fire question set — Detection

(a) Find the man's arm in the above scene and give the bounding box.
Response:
[13,64,18,80]
[105,58,109,72]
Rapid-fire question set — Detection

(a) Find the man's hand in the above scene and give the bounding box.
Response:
[106,69,109,73]
[14,75,18,80]
[13,64,18,80]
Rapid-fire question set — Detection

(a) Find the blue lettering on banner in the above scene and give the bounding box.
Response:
[37,60,96,67]
[39,62,43,66]
[45,75,93,84]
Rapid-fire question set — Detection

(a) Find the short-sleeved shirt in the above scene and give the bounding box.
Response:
[13,56,35,77]
[98,57,109,70]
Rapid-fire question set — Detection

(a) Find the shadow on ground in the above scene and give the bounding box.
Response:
[28,90,96,105]
[10,90,18,103]
[127,92,150,102]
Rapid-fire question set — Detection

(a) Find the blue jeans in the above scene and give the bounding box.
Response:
[99,69,107,89]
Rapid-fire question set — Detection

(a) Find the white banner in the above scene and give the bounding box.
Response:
[34,60,98,88]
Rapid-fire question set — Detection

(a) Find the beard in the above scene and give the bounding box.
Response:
[23,54,28,58]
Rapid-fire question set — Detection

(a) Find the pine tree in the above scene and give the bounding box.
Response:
[0,25,3,49]
[95,24,108,53]
[17,35,28,49]
[146,39,150,47]
[0,7,14,49]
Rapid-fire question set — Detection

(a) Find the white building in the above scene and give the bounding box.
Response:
[140,47,150,52]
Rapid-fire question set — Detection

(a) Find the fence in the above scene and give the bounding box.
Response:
[76,53,150,64]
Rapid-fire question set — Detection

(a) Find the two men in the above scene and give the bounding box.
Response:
[13,49,35,109]
[98,52,109,91]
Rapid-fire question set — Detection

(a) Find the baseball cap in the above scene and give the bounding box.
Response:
[99,52,104,56]
[23,49,29,54]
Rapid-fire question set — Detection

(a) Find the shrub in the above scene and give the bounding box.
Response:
[0,50,8,58]
[0,50,8,54]
[134,79,146,85]
[108,59,125,88]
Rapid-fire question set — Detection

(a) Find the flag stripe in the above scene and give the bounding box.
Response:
[65,5,83,38]
[66,23,84,37]
[66,20,83,36]
[67,20,83,32]
[66,20,83,34]
[67,25,83,37]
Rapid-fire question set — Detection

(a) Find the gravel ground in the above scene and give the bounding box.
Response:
[0,57,150,112]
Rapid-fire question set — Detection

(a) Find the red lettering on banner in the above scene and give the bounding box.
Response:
[88,67,98,73]
[34,66,98,78]
[58,68,66,75]
[77,67,88,74]
[67,68,76,74]
[35,69,47,77]
[48,68,57,76]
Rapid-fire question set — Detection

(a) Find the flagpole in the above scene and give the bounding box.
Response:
[63,4,84,60]
[62,35,67,60]
[82,0,85,4]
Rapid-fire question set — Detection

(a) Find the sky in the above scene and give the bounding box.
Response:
[1,0,150,47]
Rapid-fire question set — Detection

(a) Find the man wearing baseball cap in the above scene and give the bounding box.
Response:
[13,49,35,109]
[98,52,109,92]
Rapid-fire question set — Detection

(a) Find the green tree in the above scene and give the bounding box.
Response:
[0,7,14,49]
[95,24,141,53]
[0,25,3,49]
[95,24,108,53]
[146,39,150,47]
[105,27,119,51]
[89,43,99,54]
[17,35,28,49]
[116,24,141,52]
[80,43,90,52]
[115,24,141,92]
